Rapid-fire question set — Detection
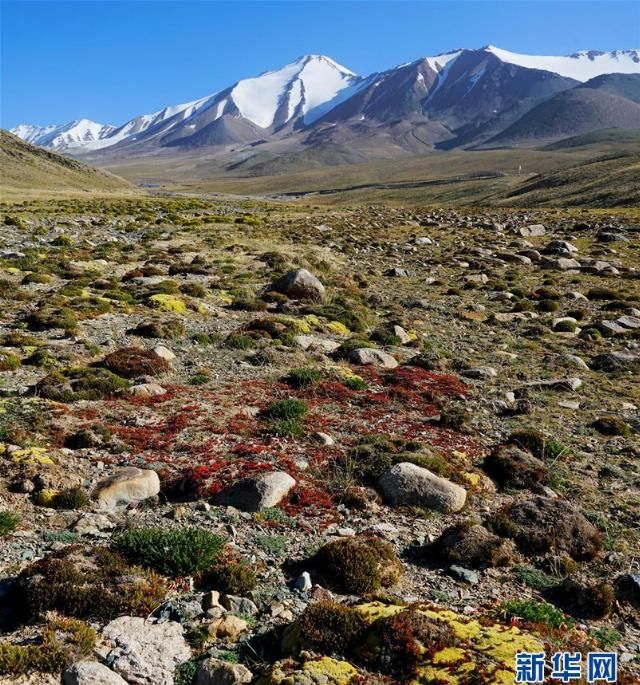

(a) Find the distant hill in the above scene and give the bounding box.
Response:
[0,129,133,196]
[484,84,640,147]
[501,152,640,207]
[542,128,640,151]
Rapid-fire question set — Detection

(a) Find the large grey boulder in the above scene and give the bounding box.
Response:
[270,268,325,302]
[378,462,466,512]
[195,658,253,685]
[63,662,128,685]
[215,471,295,512]
[102,616,191,685]
[93,467,160,510]
[349,348,398,368]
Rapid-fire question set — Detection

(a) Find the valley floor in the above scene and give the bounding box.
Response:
[0,195,638,684]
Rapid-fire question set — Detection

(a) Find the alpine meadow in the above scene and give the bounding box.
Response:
[0,2,639,685]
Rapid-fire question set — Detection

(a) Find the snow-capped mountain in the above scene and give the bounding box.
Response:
[11,119,116,151]
[10,46,640,155]
[144,54,362,148]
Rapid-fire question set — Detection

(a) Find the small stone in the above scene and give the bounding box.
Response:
[63,661,128,685]
[102,617,191,685]
[311,431,334,446]
[126,383,167,397]
[72,513,115,535]
[295,571,312,592]
[214,471,295,512]
[519,224,546,237]
[448,565,479,585]
[195,658,253,685]
[349,348,398,368]
[202,591,222,611]
[220,594,258,615]
[461,366,497,380]
[208,614,247,641]
[151,344,176,362]
[270,268,325,302]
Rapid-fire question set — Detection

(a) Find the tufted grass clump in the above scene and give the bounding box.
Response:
[508,429,567,461]
[0,510,20,536]
[263,398,308,421]
[116,526,225,576]
[51,487,90,510]
[500,599,573,629]
[0,617,96,675]
[0,352,21,371]
[284,367,322,388]
[313,536,402,595]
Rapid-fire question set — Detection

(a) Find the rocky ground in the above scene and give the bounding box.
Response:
[0,196,638,685]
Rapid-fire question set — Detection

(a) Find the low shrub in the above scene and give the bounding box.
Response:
[500,599,573,629]
[0,617,96,675]
[297,601,368,653]
[284,367,322,388]
[100,347,169,378]
[0,510,19,536]
[35,367,129,402]
[116,526,225,576]
[313,536,402,594]
[198,559,257,594]
[17,546,167,620]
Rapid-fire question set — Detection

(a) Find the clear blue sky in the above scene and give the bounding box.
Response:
[2,0,639,128]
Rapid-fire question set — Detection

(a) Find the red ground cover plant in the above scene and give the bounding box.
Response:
[61,365,479,521]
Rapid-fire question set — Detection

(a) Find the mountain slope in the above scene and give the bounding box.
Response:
[579,72,640,102]
[485,86,640,145]
[10,46,640,157]
[0,129,133,195]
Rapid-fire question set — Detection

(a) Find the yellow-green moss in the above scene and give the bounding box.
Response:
[148,294,187,313]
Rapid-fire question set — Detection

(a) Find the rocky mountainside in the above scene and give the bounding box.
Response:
[0,129,133,195]
[12,46,640,159]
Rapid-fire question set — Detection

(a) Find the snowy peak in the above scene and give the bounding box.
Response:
[484,45,640,81]
[10,119,114,151]
[218,54,360,129]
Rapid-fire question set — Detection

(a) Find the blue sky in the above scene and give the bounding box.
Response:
[2,1,639,128]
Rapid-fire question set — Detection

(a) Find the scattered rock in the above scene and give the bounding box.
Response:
[349,348,398,368]
[378,462,466,512]
[215,471,296,512]
[102,616,191,685]
[63,662,128,685]
[448,565,479,585]
[195,658,253,685]
[93,467,160,510]
[270,268,325,302]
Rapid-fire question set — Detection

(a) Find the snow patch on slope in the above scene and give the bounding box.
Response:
[486,46,640,82]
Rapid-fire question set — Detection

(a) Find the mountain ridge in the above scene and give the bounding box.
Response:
[11,46,640,157]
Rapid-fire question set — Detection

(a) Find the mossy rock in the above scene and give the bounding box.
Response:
[35,367,129,402]
[281,601,544,685]
[148,294,187,313]
[257,657,359,685]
